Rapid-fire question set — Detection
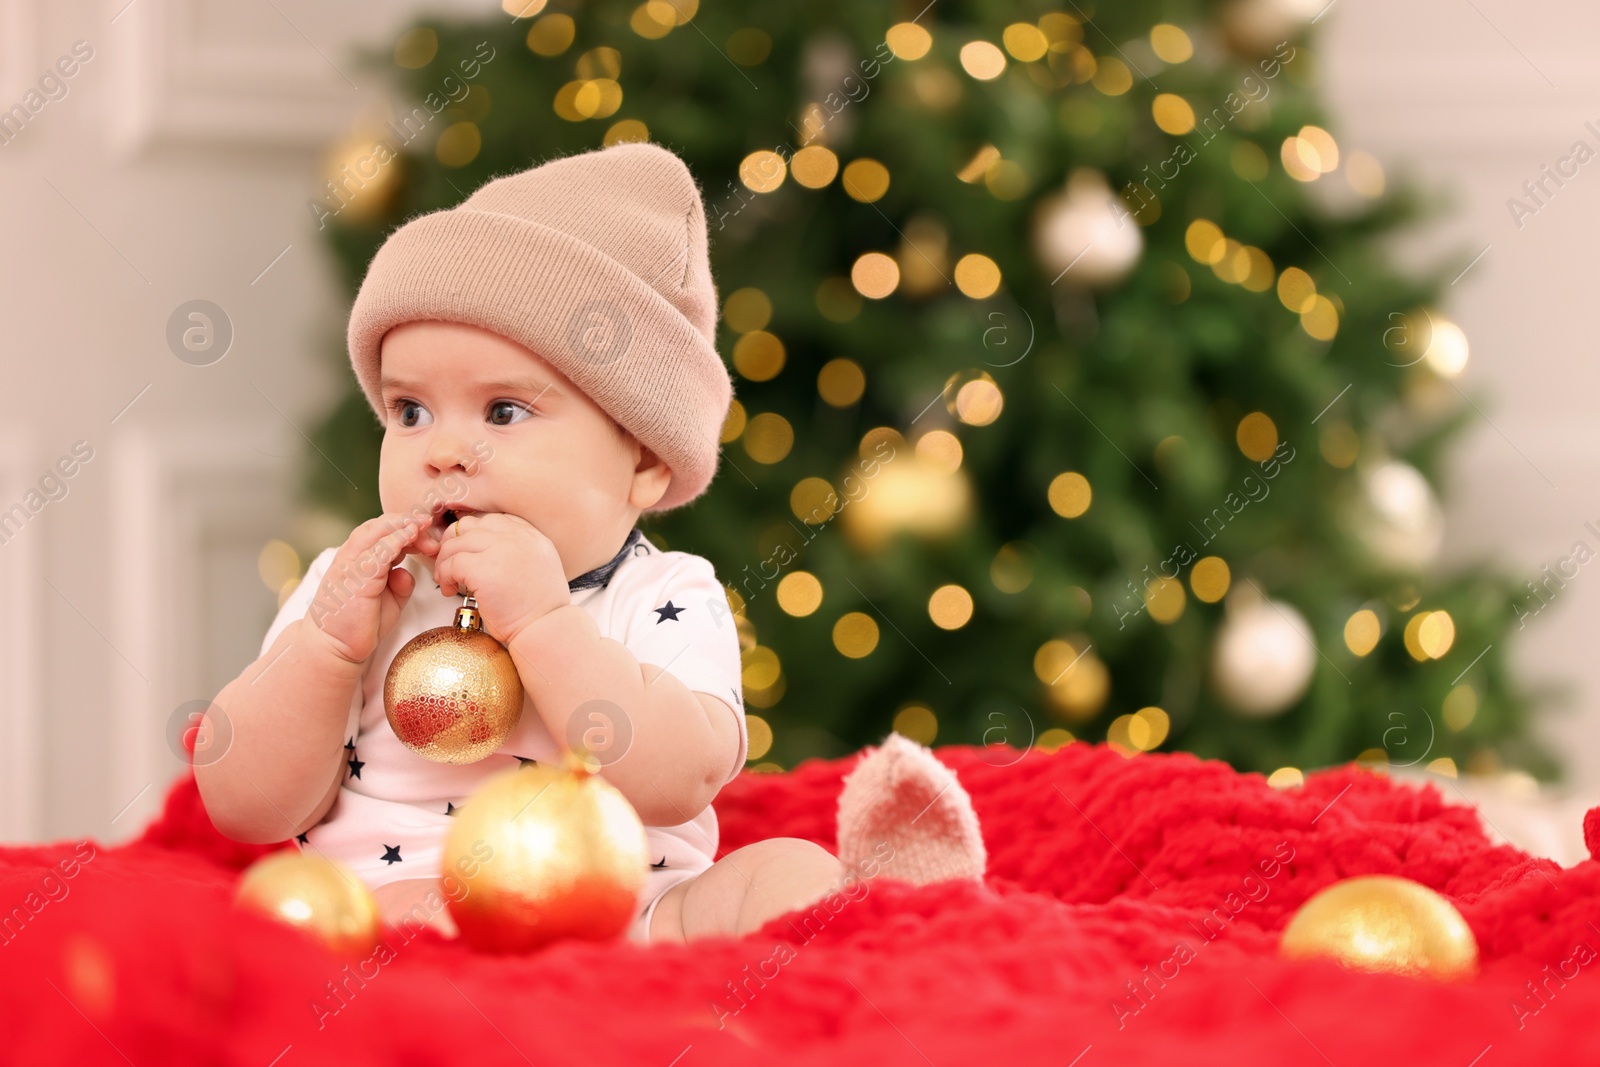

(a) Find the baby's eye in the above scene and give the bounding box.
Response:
[392,400,431,428]
[488,400,533,427]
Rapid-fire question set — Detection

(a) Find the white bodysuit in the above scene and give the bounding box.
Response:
[254,526,748,943]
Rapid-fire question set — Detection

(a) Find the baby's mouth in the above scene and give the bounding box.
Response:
[431,505,480,539]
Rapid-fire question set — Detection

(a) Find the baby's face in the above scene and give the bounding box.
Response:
[375,320,668,580]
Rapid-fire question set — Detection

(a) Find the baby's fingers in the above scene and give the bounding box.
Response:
[377,517,423,560]
[377,564,416,642]
[342,513,417,558]
[334,517,421,595]
[388,561,415,600]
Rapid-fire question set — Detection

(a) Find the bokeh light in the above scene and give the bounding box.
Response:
[1149,24,1193,63]
[723,287,772,332]
[740,149,787,192]
[776,571,823,616]
[915,429,963,473]
[960,40,1007,80]
[817,358,865,406]
[733,330,785,381]
[1236,412,1278,462]
[790,477,839,523]
[742,412,794,463]
[842,159,891,202]
[928,584,974,629]
[1048,472,1091,517]
[954,253,1002,298]
[1190,556,1230,602]
[1344,608,1381,656]
[893,703,938,744]
[790,145,839,188]
[886,23,933,60]
[851,252,900,298]
[833,612,881,657]
[720,398,747,443]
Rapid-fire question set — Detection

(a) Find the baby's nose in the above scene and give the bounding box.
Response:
[427,439,479,475]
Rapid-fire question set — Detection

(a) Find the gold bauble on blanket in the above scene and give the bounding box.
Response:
[233,852,382,956]
[443,749,649,952]
[1279,874,1479,979]
[383,595,523,764]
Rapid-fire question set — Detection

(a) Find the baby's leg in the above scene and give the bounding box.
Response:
[648,838,845,943]
[371,877,459,938]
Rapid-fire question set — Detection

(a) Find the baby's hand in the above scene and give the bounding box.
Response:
[303,513,426,666]
[428,512,571,647]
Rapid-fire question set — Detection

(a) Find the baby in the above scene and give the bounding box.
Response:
[195,143,986,945]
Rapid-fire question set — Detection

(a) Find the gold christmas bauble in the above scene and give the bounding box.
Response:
[840,458,972,551]
[444,750,649,953]
[1280,874,1479,980]
[234,851,382,956]
[384,597,523,764]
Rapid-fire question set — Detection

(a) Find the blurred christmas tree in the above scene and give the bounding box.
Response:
[299,0,1556,779]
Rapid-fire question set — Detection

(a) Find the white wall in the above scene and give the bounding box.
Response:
[0,0,488,843]
[1,0,1592,846]
[1322,2,1600,788]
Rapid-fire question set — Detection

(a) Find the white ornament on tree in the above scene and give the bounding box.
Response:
[1348,460,1444,572]
[1212,590,1317,717]
[1219,0,1324,57]
[1032,168,1143,288]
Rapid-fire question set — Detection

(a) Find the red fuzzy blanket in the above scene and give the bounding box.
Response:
[4,743,1598,1065]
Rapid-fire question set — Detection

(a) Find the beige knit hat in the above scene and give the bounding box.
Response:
[346,141,732,512]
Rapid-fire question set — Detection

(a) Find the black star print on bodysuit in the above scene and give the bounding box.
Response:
[296,832,309,844]
[445,802,457,816]
[345,737,362,779]
[381,844,402,865]
[652,856,668,869]
[652,600,684,623]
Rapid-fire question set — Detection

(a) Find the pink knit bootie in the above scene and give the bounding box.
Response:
[835,732,987,885]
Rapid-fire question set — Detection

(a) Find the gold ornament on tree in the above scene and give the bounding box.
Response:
[384,594,524,764]
[1280,874,1479,980]
[233,851,382,956]
[444,748,649,953]
[316,123,403,227]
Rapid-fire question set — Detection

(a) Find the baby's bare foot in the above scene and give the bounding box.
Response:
[835,732,987,886]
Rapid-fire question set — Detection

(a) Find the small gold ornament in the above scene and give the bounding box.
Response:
[444,748,649,953]
[383,595,524,764]
[840,456,973,551]
[1280,874,1479,980]
[233,851,382,956]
